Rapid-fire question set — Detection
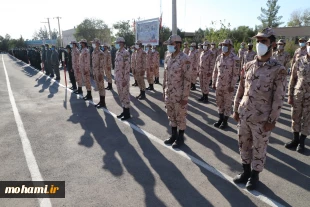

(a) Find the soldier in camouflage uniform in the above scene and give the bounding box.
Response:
[238,42,247,71]
[286,38,310,153]
[101,43,113,90]
[233,28,287,190]
[152,46,160,84]
[198,41,215,103]
[183,42,190,55]
[188,42,199,91]
[79,39,92,100]
[131,45,138,87]
[133,40,147,100]
[71,41,83,94]
[146,44,154,90]
[163,35,192,148]
[115,37,131,120]
[272,39,291,69]
[242,43,257,69]
[91,38,106,108]
[212,39,240,129]
[291,37,308,68]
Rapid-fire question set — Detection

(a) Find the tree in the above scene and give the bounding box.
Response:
[287,8,310,27]
[113,20,135,47]
[257,0,283,28]
[33,27,49,40]
[51,29,58,40]
[75,18,111,44]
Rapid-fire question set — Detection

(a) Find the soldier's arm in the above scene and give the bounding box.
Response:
[212,57,219,85]
[268,67,287,124]
[86,52,91,72]
[107,52,112,70]
[288,61,298,97]
[100,54,104,73]
[233,68,246,112]
[124,53,131,83]
[291,51,297,68]
[181,58,192,101]
[231,58,240,88]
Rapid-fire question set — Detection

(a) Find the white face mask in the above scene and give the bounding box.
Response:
[190,47,194,51]
[135,45,139,49]
[211,45,215,49]
[300,42,306,47]
[277,45,284,50]
[307,46,310,55]
[92,43,96,48]
[203,46,208,50]
[222,46,228,53]
[167,45,176,53]
[256,42,269,57]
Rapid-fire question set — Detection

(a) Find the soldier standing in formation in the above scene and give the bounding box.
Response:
[197,41,214,103]
[41,45,46,72]
[45,44,53,77]
[131,45,138,87]
[51,45,60,81]
[114,37,131,121]
[286,38,310,153]
[163,35,192,148]
[146,44,154,90]
[152,46,160,84]
[102,43,113,90]
[212,39,240,129]
[188,42,199,91]
[238,42,247,68]
[272,39,291,70]
[65,45,77,91]
[291,37,308,68]
[71,41,83,94]
[79,39,92,100]
[183,42,190,55]
[241,43,256,69]
[233,28,287,190]
[134,40,147,100]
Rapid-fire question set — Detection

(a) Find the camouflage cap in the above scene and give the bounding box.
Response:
[248,42,253,46]
[221,39,233,45]
[202,41,210,46]
[135,40,142,44]
[79,39,87,44]
[115,37,125,43]
[70,40,77,44]
[91,38,100,44]
[253,27,275,38]
[184,42,188,45]
[146,43,152,47]
[190,42,196,47]
[277,39,286,44]
[198,43,202,46]
[299,37,306,41]
[165,34,182,44]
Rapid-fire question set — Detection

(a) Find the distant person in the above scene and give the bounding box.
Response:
[65,45,77,91]
[111,44,117,69]
[291,37,308,68]
[50,45,60,81]
[272,39,291,70]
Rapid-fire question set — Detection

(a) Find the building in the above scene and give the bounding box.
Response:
[25,39,57,47]
[62,28,76,46]
[273,26,310,41]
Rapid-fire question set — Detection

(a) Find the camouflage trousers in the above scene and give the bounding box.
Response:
[116,81,130,108]
[154,66,159,78]
[147,67,154,84]
[136,71,146,90]
[191,68,198,84]
[104,67,112,84]
[215,89,234,116]
[82,68,92,91]
[237,118,271,172]
[73,66,83,88]
[166,102,188,130]
[94,71,106,96]
[199,72,212,94]
[291,89,310,135]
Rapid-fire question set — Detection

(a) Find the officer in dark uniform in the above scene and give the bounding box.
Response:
[51,45,60,80]
[65,45,77,91]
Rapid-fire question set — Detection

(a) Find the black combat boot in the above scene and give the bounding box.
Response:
[204,94,208,103]
[172,130,185,148]
[164,127,178,145]
[83,91,92,101]
[136,90,142,99]
[285,132,300,149]
[233,164,251,184]
[219,116,229,129]
[297,134,307,153]
[191,84,196,91]
[138,90,146,100]
[214,114,224,128]
[96,96,106,108]
[197,94,205,102]
[74,87,83,94]
[121,108,131,121]
[147,84,154,90]
[190,83,194,90]
[132,80,138,86]
[105,83,112,90]
[146,85,152,90]
[246,170,260,191]
[117,107,125,119]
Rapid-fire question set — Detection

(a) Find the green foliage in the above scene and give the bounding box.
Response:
[113,20,135,47]
[33,27,49,40]
[0,34,26,51]
[285,40,298,58]
[257,0,283,28]
[287,8,310,27]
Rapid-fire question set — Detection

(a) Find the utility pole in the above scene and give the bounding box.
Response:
[53,17,62,47]
[41,18,52,39]
[172,0,177,35]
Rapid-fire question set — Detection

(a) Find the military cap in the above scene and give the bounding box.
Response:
[115,37,125,43]
[202,41,210,46]
[184,42,188,45]
[190,42,196,47]
[165,35,182,44]
[253,27,275,38]
[248,42,253,46]
[221,39,233,45]
[146,43,152,47]
[135,40,142,44]
[277,39,286,44]
[299,37,306,41]
[91,38,100,44]
[79,39,87,43]
[70,40,78,44]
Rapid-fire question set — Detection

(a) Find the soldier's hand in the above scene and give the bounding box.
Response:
[180,99,188,106]
[288,96,293,105]
[233,112,240,122]
[263,122,276,132]
[228,87,234,93]
[122,81,127,87]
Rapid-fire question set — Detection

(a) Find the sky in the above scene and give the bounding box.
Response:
[0,0,308,40]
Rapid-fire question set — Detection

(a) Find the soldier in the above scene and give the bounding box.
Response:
[51,45,60,81]
[114,37,131,120]
[291,37,308,68]
[145,44,154,90]
[183,42,190,55]
[65,45,77,91]
[131,45,138,87]
[71,41,83,94]
[233,28,287,190]
[111,44,117,69]
[272,39,291,69]
[198,41,215,103]
[242,43,257,69]
[79,39,92,100]
[286,38,310,153]
[44,44,52,76]
[198,43,203,55]
[163,35,192,148]
[212,39,240,129]
[101,43,112,90]
[152,46,160,84]
[238,42,247,66]
[91,38,106,108]
[188,42,199,91]
[133,40,147,100]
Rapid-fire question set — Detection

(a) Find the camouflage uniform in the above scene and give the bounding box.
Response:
[133,47,147,91]
[146,46,154,85]
[92,47,105,96]
[79,42,91,91]
[72,45,82,88]
[183,42,190,55]
[234,57,287,172]
[242,50,257,69]
[238,42,247,68]
[152,47,160,82]
[188,43,199,86]
[131,48,138,84]
[291,47,307,68]
[103,47,112,84]
[273,50,291,68]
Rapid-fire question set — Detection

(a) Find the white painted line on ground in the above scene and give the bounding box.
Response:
[9,54,285,207]
[2,55,52,207]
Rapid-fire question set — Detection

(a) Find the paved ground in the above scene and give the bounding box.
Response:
[0,54,309,207]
